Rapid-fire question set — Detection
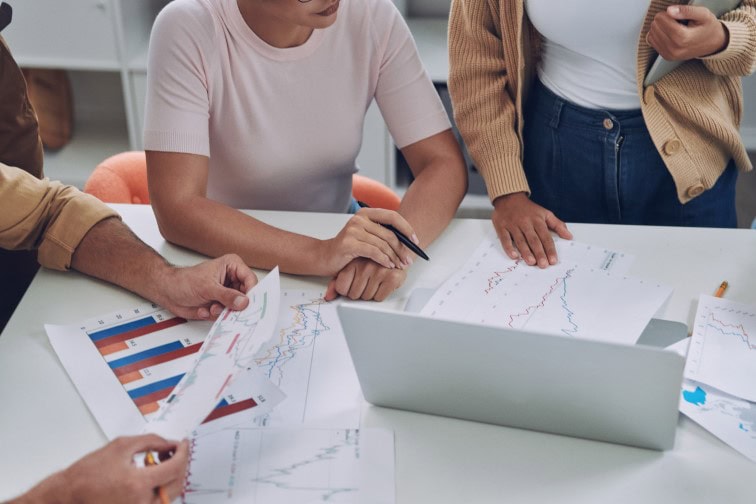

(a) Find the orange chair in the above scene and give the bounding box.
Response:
[83,151,149,204]
[84,151,401,210]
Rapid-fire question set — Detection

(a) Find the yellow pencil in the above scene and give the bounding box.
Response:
[714,280,728,298]
[144,451,170,504]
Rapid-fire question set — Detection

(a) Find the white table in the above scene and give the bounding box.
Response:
[2,205,755,503]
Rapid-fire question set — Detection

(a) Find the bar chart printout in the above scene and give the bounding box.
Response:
[147,268,284,439]
[47,294,284,439]
[420,235,671,345]
[685,295,756,403]
[184,428,395,504]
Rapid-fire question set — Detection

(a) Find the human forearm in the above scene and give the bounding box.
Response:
[152,195,335,276]
[9,471,73,504]
[398,160,466,250]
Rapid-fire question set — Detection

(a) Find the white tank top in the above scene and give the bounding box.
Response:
[525,0,650,110]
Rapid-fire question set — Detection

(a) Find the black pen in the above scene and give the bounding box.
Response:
[357,201,429,261]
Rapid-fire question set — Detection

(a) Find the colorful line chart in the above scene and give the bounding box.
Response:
[420,235,672,345]
[184,428,395,504]
[685,295,756,403]
[252,290,362,428]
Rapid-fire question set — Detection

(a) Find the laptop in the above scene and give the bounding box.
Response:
[644,0,741,86]
[337,303,686,450]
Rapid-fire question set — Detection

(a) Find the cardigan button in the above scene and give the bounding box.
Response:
[643,85,655,105]
[663,139,682,156]
[687,184,705,198]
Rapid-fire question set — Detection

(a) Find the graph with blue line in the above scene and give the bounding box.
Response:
[421,235,671,345]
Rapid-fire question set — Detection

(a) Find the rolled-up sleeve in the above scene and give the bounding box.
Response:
[0,163,119,270]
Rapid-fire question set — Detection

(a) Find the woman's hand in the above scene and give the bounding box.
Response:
[324,257,409,302]
[647,4,729,60]
[318,208,417,277]
[491,192,572,268]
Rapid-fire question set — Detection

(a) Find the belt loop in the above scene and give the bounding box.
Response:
[549,96,563,129]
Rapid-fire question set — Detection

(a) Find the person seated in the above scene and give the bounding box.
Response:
[144,0,468,302]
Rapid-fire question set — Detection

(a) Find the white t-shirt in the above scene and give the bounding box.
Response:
[144,0,450,212]
[525,0,651,110]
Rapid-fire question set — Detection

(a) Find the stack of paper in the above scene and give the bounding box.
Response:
[671,296,756,462]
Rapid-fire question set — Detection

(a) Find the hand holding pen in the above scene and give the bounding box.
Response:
[356,201,429,261]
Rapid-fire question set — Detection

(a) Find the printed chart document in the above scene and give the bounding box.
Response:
[184,428,395,504]
[685,295,756,402]
[147,269,283,439]
[252,290,362,429]
[420,235,672,345]
[670,339,756,462]
[46,271,285,439]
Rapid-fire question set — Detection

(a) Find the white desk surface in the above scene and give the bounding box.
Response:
[1,204,755,503]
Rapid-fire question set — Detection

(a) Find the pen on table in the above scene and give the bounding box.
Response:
[144,451,170,504]
[714,280,728,298]
[356,201,429,261]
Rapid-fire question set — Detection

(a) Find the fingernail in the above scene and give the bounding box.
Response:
[233,296,246,309]
[411,233,420,245]
[549,256,557,265]
[668,5,679,15]
[406,256,413,266]
[390,262,396,269]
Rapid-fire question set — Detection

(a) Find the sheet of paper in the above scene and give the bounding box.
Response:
[184,428,395,504]
[420,235,671,345]
[251,290,362,428]
[46,280,284,439]
[668,338,756,463]
[146,269,282,439]
[685,295,756,402]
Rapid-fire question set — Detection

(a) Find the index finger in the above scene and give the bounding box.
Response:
[146,439,190,488]
[358,208,418,245]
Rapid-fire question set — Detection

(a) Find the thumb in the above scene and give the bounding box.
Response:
[324,279,339,301]
[545,213,573,240]
[208,282,249,311]
[667,4,711,22]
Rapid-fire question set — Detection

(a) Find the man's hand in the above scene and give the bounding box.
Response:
[647,5,729,61]
[155,253,258,320]
[492,193,572,268]
[318,208,415,277]
[324,257,409,302]
[13,435,190,504]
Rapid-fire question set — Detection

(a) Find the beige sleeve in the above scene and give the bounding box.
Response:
[0,163,120,271]
[447,0,530,202]
[701,0,756,76]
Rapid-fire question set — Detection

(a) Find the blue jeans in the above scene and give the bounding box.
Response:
[522,80,738,227]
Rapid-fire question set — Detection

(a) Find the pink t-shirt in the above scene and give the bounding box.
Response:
[144,0,451,212]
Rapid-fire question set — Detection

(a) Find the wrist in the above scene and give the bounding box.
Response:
[493,192,528,211]
[144,259,177,308]
[14,470,74,504]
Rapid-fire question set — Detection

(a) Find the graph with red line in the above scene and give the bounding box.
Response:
[686,295,756,402]
[421,235,671,345]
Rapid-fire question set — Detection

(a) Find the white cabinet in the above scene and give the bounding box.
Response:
[2,0,169,188]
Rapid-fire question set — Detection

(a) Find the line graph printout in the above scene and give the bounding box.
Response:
[685,295,756,402]
[420,236,672,345]
[184,428,395,504]
[45,270,285,440]
[147,269,283,439]
[253,291,362,428]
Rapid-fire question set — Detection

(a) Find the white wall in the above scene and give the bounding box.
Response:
[741,74,756,151]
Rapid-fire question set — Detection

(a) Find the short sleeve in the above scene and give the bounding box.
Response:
[143,2,215,156]
[371,0,451,149]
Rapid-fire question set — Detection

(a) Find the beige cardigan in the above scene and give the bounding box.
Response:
[449,0,756,204]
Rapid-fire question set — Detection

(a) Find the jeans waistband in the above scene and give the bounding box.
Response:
[527,79,647,131]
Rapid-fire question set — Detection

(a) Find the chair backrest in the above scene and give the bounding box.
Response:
[84,152,401,211]
[352,174,401,211]
[84,151,149,204]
